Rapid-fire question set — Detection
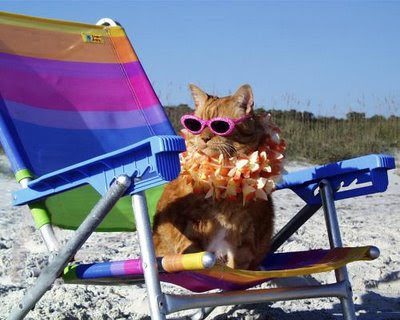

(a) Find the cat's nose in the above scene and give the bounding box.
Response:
[200,128,213,143]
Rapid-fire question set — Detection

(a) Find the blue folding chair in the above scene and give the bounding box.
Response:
[0,12,396,320]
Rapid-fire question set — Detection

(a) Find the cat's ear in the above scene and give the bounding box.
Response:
[233,84,254,115]
[189,84,208,109]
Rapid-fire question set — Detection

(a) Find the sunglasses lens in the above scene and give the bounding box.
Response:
[183,118,202,132]
[210,120,230,134]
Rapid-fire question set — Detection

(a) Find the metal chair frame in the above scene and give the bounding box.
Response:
[9,177,365,320]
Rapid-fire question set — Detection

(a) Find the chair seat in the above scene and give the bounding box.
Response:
[63,246,378,292]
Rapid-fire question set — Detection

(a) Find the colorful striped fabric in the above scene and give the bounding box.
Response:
[63,252,214,282]
[63,246,377,292]
[0,12,175,177]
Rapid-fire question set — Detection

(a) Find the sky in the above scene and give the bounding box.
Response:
[1,1,400,117]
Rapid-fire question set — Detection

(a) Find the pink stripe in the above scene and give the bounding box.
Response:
[123,260,143,275]
[0,53,138,79]
[109,261,127,276]
[0,65,159,111]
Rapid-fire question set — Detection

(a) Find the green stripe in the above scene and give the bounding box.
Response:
[45,184,164,232]
[63,264,78,282]
[15,169,33,183]
[29,202,51,229]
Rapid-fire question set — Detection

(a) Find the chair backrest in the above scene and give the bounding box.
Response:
[0,11,175,178]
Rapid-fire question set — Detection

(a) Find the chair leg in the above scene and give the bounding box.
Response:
[319,180,357,320]
[132,192,166,320]
[21,179,60,256]
[38,223,60,253]
[8,175,131,320]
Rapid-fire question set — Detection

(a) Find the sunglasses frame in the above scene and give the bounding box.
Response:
[180,114,251,136]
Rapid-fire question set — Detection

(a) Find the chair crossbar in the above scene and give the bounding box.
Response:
[165,281,350,314]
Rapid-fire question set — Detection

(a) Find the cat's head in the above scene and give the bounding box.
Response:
[184,84,264,158]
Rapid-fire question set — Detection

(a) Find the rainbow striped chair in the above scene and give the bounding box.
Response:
[0,12,395,320]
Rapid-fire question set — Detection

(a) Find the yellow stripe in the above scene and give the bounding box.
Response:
[181,252,207,270]
[196,246,372,284]
[0,11,125,37]
[161,252,208,272]
[107,27,126,38]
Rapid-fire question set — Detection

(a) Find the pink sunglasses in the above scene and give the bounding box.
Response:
[180,114,251,136]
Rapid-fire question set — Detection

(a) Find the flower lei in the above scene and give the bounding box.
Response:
[180,113,286,206]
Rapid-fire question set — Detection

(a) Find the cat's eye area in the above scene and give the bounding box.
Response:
[181,114,248,136]
[182,118,203,133]
[209,120,231,134]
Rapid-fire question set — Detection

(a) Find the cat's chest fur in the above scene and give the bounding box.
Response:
[174,190,255,266]
[153,177,274,269]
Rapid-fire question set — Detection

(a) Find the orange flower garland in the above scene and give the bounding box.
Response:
[180,114,286,205]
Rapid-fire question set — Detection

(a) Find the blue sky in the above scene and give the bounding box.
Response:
[1,1,399,117]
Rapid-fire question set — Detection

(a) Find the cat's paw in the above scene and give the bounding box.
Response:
[215,253,229,266]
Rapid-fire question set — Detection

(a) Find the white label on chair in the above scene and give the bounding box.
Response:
[339,179,372,192]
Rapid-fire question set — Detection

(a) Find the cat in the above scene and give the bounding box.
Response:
[152,84,276,270]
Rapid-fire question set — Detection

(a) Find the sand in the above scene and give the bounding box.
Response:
[0,154,399,319]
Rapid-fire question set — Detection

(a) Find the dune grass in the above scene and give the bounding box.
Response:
[165,105,400,164]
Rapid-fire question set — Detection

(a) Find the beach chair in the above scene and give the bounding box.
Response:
[0,12,396,320]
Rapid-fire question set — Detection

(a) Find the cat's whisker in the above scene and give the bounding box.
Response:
[224,144,236,157]
[216,144,227,157]
[225,146,233,158]
[228,144,237,156]
[218,144,236,158]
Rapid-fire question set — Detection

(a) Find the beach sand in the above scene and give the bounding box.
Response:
[0,154,399,319]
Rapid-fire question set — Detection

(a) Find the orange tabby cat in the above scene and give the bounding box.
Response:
[152,84,275,270]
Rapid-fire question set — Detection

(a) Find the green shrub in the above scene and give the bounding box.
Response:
[165,105,399,164]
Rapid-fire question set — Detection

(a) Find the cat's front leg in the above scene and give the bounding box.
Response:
[153,222,196,256]
[206,228,236,268]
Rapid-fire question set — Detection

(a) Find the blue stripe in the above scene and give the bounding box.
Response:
[5,99,171,129]
[0,97,29,172]
[11,119,175,176]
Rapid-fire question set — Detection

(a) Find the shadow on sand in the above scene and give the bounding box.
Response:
[212,290,399,320]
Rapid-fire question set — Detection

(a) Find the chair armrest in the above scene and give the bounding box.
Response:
[12,135,185,206]
[275,154,395,205]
